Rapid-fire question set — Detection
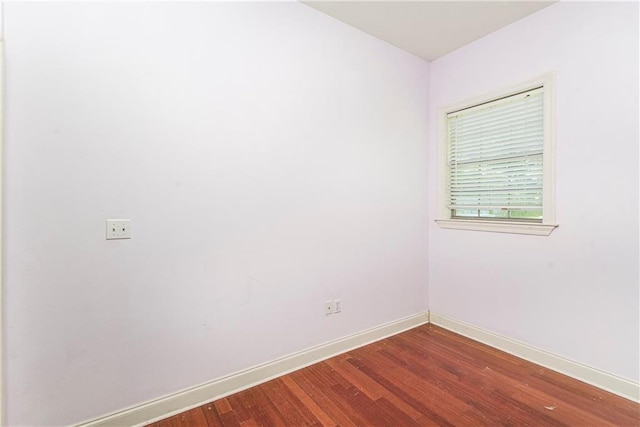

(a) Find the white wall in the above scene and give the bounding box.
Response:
[428,1,639,384]
[3,3,429,425]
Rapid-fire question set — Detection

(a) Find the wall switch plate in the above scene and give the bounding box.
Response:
[334,299,341,313]
[324,300,334,315]
[106,219,131,240]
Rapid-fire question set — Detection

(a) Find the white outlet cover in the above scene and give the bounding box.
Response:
[324,300,334,315]
[334,299,342,313]
[106,219,131,240]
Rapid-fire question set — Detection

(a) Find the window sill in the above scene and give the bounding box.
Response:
[435,219,558,236]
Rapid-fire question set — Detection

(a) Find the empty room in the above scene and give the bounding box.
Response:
[2,0,639,426]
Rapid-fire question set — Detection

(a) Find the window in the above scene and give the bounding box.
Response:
[436,74,557,236]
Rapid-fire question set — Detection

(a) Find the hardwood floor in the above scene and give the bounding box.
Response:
[149,325,639,426]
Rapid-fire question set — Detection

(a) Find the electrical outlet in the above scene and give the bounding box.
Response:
[334,299,342,313]
[324,300,334,315]
[106,219,131,240]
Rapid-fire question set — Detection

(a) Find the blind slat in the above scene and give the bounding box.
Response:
[449,107,543,137]
[449,129,543,150]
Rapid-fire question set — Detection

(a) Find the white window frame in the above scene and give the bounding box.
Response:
[435,73,558,236]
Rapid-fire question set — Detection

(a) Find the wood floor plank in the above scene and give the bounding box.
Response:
[279,375,337,426]
[331,384,417,426]
[324,356,424,421]
[243,385,289,426]
[260,378,320,426]
[324,357,383,401]
[150,325,640,426]
[200,402,224,427]
[288,369,358,427]
[156,407,208,427]
[356,341,512,424]
[302,364,374,426]
[212,398,241,427]
[351,348,494,425]
[376,341,562,425]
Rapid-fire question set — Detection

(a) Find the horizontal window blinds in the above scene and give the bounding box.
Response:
[447,87,544,211]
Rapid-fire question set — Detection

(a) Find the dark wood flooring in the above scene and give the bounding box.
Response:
[150,324,639,426]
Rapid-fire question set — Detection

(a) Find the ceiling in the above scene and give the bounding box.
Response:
[302,1,555,61]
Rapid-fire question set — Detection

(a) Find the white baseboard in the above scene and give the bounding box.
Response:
[77,312,429,427]
[429,311,640,403]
